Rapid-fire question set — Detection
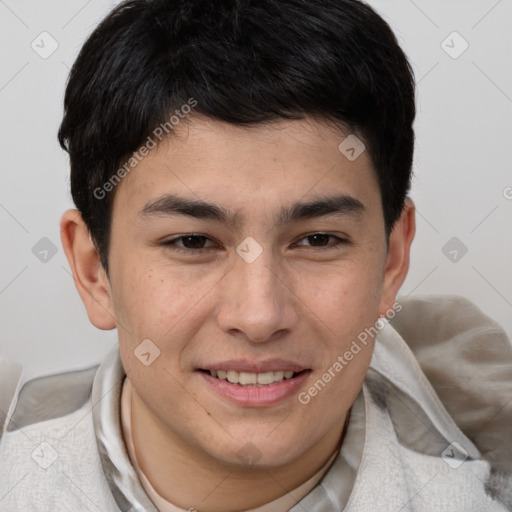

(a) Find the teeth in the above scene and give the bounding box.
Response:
[208,369,297,386]
[273,371,284,382]
[257,372,275,385]
[227,370,239,384]
[239,372,257,385]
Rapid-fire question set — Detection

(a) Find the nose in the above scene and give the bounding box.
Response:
[216,248,299,343]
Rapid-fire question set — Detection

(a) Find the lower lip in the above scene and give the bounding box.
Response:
[198,370,311,406]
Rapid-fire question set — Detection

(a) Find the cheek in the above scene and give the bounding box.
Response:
[300,269,379,416]
[298,259,382,324]
[296,259,382,379]
[111,260,221,361]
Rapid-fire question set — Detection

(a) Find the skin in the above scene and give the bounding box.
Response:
[60,116,415,511]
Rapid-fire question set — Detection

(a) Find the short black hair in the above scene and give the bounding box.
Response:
[58,0,416,277]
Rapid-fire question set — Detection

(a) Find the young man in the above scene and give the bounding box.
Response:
[1,0,511,510]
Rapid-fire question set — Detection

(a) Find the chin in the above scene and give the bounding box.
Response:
[205,431,304,469]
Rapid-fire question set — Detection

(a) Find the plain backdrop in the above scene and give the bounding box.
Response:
[1,0,511,382]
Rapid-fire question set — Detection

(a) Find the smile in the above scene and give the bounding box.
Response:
[207,369,300,386]
[198,368,311,406]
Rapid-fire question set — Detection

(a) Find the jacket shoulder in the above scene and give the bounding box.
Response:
[3,363,98,435]
[389,293,512,475]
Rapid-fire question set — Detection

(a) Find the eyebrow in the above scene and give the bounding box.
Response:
[138,193,365,228]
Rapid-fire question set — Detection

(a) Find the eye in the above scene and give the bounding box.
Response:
[294,233,348,249]
[160,234,217,253]
[160,232,349,255]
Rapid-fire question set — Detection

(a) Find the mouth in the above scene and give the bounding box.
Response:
[197,366,311,406]
[198,369,308,387]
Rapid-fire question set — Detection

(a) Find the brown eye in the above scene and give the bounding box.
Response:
[295,233,348,249]
[305,234,330,246]
[178,235,209,249]
[161,234,217,253]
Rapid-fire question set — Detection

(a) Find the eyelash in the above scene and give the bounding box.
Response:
[160,233,349,254]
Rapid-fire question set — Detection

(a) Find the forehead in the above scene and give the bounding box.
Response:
[112,116,381,221]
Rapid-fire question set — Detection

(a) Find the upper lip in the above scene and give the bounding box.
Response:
[199,358,308,373]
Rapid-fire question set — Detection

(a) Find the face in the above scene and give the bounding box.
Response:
[85,116,408,467]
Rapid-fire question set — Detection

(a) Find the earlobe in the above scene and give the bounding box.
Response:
[378,199,416,317]
[60,209,117,330]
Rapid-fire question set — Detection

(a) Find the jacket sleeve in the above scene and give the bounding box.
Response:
[389,294,512,473]
[0,356,23,441]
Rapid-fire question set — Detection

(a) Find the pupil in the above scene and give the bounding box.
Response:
[309,234,329,246]
[184,236,205,249]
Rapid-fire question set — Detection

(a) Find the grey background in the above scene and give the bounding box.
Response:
[1,0,511,381]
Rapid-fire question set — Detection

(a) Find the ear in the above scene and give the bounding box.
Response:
[378,198,416,316]
[60,209,117,330]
